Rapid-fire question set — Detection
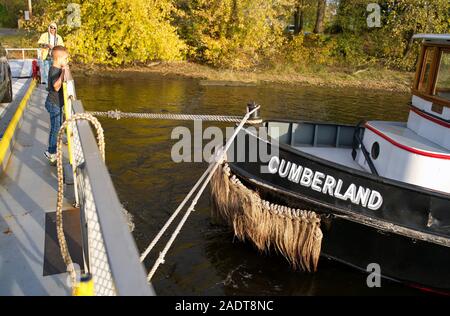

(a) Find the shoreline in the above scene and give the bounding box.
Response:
[71,62,413,93]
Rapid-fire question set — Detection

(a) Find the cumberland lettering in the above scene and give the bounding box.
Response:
[267,156,383,210]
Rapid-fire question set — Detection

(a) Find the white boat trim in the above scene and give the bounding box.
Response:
[365,122,450,160]
[413,34,450,42]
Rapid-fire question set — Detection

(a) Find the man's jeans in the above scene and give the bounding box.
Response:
[39,58,52,84]
[45,98,61,154]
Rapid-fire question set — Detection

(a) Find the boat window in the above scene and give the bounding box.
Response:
[433,50,450,101]
[418,47,435,93]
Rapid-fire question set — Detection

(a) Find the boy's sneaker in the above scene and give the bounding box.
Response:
[44,151,57,165]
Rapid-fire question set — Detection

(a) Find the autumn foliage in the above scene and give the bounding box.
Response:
[6,0,450,71]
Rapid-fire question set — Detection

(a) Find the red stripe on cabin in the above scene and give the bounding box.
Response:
[410,106,450,129]
[364,123,450,160]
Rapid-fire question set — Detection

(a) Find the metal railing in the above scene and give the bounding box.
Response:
[5,48,41,60]
[63,73,154,295]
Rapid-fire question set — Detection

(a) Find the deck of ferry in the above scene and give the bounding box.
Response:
[0,60,76,295]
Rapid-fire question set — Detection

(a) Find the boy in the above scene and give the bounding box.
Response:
[44,45,68,165]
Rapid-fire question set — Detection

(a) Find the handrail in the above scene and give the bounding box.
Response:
[63,68,75,165]
[71,100,154,295]
[63,67,79,208]
[352,121,379,176]
[5,48,41,60]
[64,67,153,295]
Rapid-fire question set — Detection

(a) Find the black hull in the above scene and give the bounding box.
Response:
[226,126,450,292]
[323,216,450,293]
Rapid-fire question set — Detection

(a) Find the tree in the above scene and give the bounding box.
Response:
[380,0,450,69]
[0,0,24,27]
[293,0,305,34]
[313,0,326,33]
[178,0,286,69]
[64,0,186,65]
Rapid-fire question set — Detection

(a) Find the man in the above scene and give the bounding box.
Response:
[44,46,68,165]
[38,23,64,85]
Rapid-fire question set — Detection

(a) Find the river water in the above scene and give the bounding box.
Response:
[75,74,422,295]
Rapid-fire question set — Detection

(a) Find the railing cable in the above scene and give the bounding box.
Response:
[87,110,262,124]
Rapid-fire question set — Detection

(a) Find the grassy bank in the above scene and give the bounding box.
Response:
[0,28,36,47]
[72,62,413,92]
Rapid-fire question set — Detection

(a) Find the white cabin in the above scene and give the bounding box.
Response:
[357,34,450,193]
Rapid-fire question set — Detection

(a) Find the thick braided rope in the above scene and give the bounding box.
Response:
[56,112,105,292]
[87,110,262,124]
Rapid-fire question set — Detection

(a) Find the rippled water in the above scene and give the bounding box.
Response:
[75,73,422,295]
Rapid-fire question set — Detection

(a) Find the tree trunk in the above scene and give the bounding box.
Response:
[313,0,326,34]
[402,27,416,59]
[227,0,238,38]
[293,4,304,35]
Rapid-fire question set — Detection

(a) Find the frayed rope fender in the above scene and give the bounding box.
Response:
[210,162,323,272]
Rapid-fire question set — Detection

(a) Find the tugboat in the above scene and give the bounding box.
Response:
[210,34,450,293]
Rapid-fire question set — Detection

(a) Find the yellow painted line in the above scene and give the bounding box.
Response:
[0,79,36,165]
[63,82,74,165]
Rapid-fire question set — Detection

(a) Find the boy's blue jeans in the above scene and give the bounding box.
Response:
[45,98,61,154]
[39,58,52,84]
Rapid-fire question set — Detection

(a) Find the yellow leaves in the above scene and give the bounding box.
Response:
[187,0,285,69]
[64,0,186,66]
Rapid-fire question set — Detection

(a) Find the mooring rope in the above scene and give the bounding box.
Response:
[56,113,105,293]
[139,163,214,262]
[144,105,260,281]
[87,110,262,124]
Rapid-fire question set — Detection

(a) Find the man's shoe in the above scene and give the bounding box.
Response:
[44,151,56,165]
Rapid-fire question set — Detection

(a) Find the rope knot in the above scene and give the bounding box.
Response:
[108,110,122,120]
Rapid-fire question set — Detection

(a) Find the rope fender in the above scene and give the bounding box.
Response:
[210,162,323,272]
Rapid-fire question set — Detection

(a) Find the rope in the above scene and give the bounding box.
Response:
[144,105,260,281]
[139,163,214,262]
[87,110,262,124]
[56,113,105,293]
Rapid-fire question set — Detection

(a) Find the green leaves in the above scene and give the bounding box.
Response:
[333,0,450,70]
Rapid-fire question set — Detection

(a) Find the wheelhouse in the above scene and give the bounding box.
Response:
[412,34,450,113]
